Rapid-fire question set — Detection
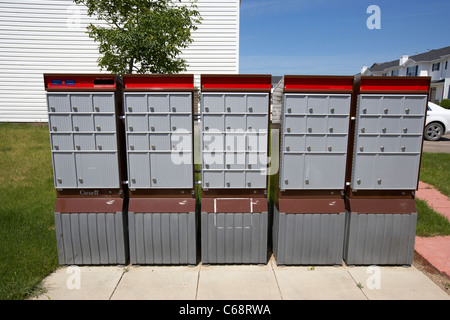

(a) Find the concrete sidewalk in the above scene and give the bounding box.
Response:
[415,181,450,279]
[33,256,448,300]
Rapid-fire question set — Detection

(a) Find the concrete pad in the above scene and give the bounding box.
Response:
[196,263,281,300]
[345,265,450,300]
[111,265,199,300]
[272,263,367,300]
[34,266,124,300]
[415,236,450,278]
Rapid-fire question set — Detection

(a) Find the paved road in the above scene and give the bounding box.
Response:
[423,134,450,153]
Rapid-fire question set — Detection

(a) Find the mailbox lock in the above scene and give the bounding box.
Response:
[360,146,364,152]
[330,108,335,114]
[151,126,155,131]
[286,146,290,151]
[329,128,333,133]
[150,107,154,112]
[54,145,59,150]
[405,108,410,114]
[205,126,209,131]
[401,146,406,152]
[249,107,253,112]
[287,108,292,113]
[226,126,231,130]
[305,179,310,184]
[57,178,62,184]
[52,126,57,131]
[73,106,78,112]
[151,145,155,150]
[226,182,230,187]
[248,145,252,150]
[97,145,102,150]
[362,108,367,114]
[307,146,311,151]
[380,146,384,152]
[50,107,55,112]
[205,164,209,169]
[76,145,80,150]
[226,107,231,112]
[129,126,133,131]
[78,178,83,183]
[382,128,387,133]
[97,126,101,131]
[172,107,176,112]
[384,108,388,114]
[128,107,132,112]
[309,108,313,113]
[328,146,332,151]
[287,127,291,133]
[308,127,312,133]
[226,164,230,169]
[95,107,100,112]
[361,128,365,133]
[172,126,177,130]
[357,179,361,185]
[130,145,134,150]
[131,178,136,183]
[377,179,382,185]
[247,182,252,187]
[403,128,408,133]
[74,126,79,131]
[248,164,252,169]
[205,107,209,112]
[248,126,253,130]
[284,179,289,184]
[152,178,157,183]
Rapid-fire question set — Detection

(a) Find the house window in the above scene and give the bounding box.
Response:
[432,62,440,72]
[406,65,418,77]
[391,69,399,76]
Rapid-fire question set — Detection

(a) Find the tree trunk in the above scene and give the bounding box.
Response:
[128,58,134,74]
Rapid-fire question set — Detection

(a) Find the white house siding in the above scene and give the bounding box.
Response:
[0,0,240,122]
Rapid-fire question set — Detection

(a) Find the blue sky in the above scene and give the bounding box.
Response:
[239,0,450,76]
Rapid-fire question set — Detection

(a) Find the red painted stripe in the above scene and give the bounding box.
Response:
[201,75,272,91]
[359,77,431,92]
[44,75,116,89]
[284,77,354,91]
[123,75,194,89]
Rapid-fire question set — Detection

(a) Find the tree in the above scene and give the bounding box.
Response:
[73,0,202,74]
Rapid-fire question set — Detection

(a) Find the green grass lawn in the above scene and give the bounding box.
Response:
[0,124,449,299]
[419,153,450,197]
[0,123,58,300]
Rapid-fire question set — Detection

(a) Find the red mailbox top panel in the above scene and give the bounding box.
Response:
[122,74,194,91]
[44,74,117,91]
[201,74,272,92]
[358,76,431,94]
[283,75,354,93]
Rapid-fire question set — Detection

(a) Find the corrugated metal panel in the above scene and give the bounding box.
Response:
[201,211,269,264]
[54,212,128,265]
[273,205,346,265]
[343,211,417,266]
[0,0,239,122]
[128,212,197,265]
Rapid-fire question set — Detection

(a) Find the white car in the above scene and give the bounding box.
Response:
[424,101,450,141]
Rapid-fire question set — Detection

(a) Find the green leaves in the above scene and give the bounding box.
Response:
[74,0,202,74]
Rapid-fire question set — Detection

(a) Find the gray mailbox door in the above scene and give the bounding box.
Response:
[201,92,269,190]
[351,94,427,190]
[47,92,120,189]
[280,94,351,190]
[125,92,193,189]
